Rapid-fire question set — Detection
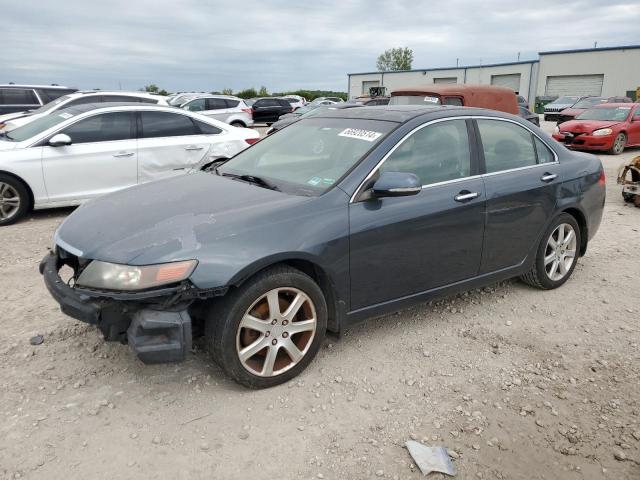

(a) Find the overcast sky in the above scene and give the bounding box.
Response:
[2,0,639,93]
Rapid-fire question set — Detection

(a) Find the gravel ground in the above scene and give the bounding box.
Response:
[0,122,639,480]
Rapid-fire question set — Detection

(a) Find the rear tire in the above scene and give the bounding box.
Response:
[0,174,30,226]
[205,265,327,388]
[608,133,626,155]
[230,121,245,128]
[520,213,581,290]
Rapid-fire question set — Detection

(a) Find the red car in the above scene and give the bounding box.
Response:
[556,96,632,124]
[553,103,640,155]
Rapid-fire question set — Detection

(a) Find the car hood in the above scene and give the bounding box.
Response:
[558,120,620,132]
[56,172,312,265]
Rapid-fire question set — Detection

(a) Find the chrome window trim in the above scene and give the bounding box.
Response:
[350,115,558,203]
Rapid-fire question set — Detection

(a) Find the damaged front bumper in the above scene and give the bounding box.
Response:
[39,251,225,363]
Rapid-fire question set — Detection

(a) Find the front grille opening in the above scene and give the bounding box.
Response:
[59,264,75,285]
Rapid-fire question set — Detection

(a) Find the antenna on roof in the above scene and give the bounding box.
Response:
[594,41,598,48]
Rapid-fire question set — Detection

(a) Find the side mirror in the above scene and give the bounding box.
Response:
[48,133,71,147]
[372,171,422,198]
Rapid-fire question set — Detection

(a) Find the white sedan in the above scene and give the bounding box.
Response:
[0,103,259,225]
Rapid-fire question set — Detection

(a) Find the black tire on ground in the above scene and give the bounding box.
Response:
[520,213,581,290]
[205,265,327,389]
[230,121,245,128]
[0,173,30,226]
[608,132,626,155]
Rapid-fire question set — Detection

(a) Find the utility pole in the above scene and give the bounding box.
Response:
[517,52,520,61]
[594,41,598,48]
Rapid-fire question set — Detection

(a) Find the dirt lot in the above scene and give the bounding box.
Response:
[1,122,639,479]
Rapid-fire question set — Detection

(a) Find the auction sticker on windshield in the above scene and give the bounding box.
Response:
[338,128,383,142]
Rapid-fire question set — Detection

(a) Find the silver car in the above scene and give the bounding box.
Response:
[543,96,581,121]
[179,95,253,128]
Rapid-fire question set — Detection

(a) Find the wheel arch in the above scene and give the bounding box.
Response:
[0,169,34,211]
[561,206,588,256]
[228,255,342,333]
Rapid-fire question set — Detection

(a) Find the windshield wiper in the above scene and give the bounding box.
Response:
[220,172,280,191]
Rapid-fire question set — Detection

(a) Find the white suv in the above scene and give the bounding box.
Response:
[178,95,254,128]
[0,91,169,131]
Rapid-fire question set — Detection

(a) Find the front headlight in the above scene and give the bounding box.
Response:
[76,260,197,291]
[592,128,613,136]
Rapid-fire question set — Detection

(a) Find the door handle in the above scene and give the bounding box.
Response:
[113,152,134,157]
[454,191,479,202]
[541,172,557,183]
[185,145,204,151]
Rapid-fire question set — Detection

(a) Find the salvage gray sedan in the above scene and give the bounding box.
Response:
[41,105,606,388]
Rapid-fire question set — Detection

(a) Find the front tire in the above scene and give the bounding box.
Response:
[205,266,327,388]
[520,213,581,290]
[609,133,626,155]
[0,174,29,226]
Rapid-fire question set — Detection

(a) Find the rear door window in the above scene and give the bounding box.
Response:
[1,88,38,105]
[225,99,240,108]
[61,112,135,144]
[206,98,228,110]
[443,97,463,106]
[194,119,222,135]
[477,119,537,173]
[141,111,199,138]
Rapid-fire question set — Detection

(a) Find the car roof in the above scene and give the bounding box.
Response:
[55,102,172,115]
[74,90,162,97]
[309,104,454,123]
[391,84,515,97]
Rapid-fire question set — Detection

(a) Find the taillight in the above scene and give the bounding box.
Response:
[242,108,252,117]
[598,167,605,186]
[245,138,259,145]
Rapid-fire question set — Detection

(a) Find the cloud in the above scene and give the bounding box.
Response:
[1,0,638,93]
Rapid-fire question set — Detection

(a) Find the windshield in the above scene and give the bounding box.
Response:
[4,111,76,142]
[572,97,604,109]
[218,118,395,195]
[29,94,73,115]
[552,96,579,105]
[389,95,441,105]
[576,107,632,121]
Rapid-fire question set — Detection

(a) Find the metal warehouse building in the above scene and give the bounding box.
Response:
[348,44,640,102]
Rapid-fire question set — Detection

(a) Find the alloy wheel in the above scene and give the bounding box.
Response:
[613,134,625,154]
[544,223,577,281]
[236,287,317,377]
[0,182,21,221]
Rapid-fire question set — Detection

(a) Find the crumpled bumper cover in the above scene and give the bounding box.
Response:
[39,252,201,363]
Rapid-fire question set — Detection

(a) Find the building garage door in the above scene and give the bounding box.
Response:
[434,77,457,84]
[491,74,521,92]
[545,75,604,96]
[362,80,380,95]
